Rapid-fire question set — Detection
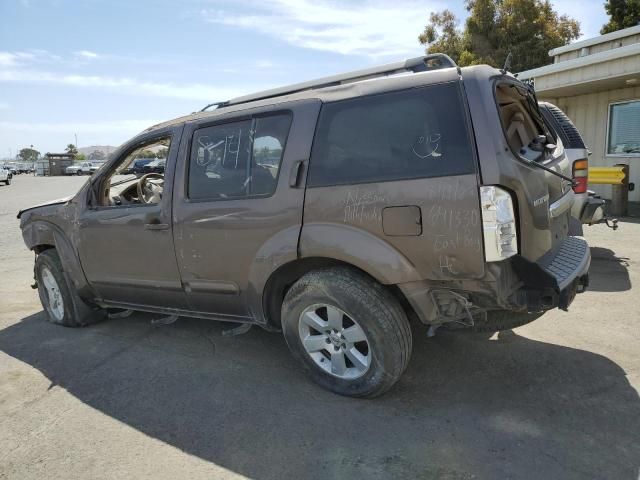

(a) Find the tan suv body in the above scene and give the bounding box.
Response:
[18,56,590,396]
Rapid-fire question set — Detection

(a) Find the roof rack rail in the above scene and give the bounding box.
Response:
[200,101,229,112]
[202,53,456,111]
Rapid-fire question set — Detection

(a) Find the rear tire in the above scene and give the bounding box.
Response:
[35,249,106,327]
[5,177,10,185]
[281,267,412,398]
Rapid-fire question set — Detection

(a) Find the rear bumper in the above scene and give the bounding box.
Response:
[511,236,590,312]
[543,236,590,291]
[397,236,591,326]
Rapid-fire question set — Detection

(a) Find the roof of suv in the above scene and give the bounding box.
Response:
[144,64,503,134]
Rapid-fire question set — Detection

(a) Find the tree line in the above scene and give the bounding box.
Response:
[420,0,640,72]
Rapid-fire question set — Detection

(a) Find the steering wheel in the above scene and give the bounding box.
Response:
[137,173,164,204]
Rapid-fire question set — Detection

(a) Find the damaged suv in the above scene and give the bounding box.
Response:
[18,55,590,397]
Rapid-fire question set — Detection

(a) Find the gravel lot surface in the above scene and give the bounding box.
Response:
[1,175,638,479]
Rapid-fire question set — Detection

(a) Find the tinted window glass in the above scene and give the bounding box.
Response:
[189,120,252,200]
[188,114,292,200]
[308,83,475,187]
[250,114,292,195]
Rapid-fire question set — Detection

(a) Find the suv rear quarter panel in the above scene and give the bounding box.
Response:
[300,81,485,284]
[301,174,485,283]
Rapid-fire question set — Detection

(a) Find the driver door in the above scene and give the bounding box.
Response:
[76,125,188,309]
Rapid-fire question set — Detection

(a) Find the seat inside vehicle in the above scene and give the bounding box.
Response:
[496,84,540,152]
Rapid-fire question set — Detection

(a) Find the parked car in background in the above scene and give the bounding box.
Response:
[538,102,611,232]
[0,166,12,185]
[16,163,34,174]
[121,158,154,175]
[90,162,105,174]
[17,55,591,397]
[142,158,166,174]
[65,162,97,176]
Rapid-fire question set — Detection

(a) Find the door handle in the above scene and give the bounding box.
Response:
[145,222,169,231]
[289,160,305,188]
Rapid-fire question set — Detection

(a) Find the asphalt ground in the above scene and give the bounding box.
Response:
[1,175,638,479]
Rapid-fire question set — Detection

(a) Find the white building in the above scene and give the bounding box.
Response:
[519,25,640,201]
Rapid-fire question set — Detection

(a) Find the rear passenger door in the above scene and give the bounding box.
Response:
[172,101,321,320]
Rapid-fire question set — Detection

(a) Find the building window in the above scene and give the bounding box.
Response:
[607,100,640,156]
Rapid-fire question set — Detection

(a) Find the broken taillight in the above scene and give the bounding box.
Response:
[480,186,518,262]
[573,159,588,194]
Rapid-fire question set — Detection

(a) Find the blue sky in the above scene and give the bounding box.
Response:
[0,0,608,157]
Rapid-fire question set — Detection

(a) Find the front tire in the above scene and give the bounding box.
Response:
[35,249,106,327]
[281,267,412,398]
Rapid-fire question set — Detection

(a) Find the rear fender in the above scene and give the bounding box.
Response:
[299,223,421,285]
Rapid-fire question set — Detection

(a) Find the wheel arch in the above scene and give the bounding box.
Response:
[252,222,423,330]
[261,257,418,331]
[22,220,95,300]
[299,223,422,284]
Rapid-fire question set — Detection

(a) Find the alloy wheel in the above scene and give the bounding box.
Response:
[298,304,371,379]
[41,267,64,321]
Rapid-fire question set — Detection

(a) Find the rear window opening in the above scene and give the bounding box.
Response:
[495,83,552,162]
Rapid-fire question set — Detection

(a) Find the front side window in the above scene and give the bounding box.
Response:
[608,100,640,156]
[308,82,476,187]
[100,136,171,207]
[188,113,291,200]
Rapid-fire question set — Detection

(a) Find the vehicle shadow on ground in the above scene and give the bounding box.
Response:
[1,312,639,479]
[589,246,632,292]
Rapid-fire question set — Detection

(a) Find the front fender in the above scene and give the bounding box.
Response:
[22,220,95,300]
[299,223,421,285]
[22,220,56,249]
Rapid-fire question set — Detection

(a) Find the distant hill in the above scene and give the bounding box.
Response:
[78,145,118,159]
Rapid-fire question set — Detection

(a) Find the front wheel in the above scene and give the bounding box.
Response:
[281,267,412,398]
[35,249,106,327]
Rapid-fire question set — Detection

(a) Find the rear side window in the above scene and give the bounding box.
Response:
[308,82,475,187]
[188,113,292,200]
